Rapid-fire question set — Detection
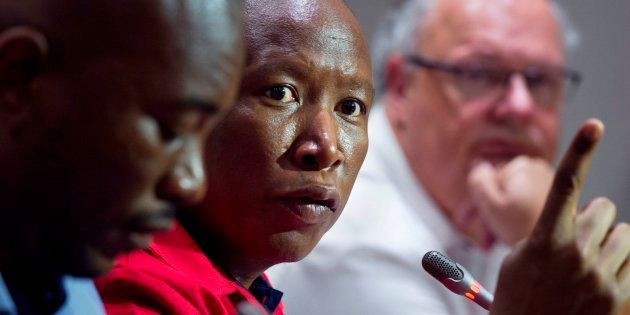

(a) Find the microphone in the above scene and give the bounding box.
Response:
[422,251,494,310]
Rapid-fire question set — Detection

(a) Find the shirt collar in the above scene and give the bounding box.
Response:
[248,276,283,313]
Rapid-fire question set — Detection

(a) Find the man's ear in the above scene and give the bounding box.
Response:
[0,26,48,116]
[384,53,410,131]
[384,53,410,102]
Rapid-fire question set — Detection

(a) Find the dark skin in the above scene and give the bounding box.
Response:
[181,0,373,288]
[491,119,630,314]
[0,0,243,279]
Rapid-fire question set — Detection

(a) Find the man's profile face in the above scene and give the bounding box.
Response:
[195,0,373,264]
[4,0,243,276]
[390,0,564,231]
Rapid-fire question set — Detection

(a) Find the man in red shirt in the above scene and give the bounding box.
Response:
[96,0,373,313]
[96,0,628,314]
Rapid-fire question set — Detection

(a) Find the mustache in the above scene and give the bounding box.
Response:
[123,205,177,231]
[473,126,547,151]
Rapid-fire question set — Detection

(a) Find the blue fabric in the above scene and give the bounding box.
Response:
[0,274,17,315]
[57,277,105,315]
[0,273,104,315]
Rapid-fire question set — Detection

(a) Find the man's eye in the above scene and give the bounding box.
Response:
[337,99,365,117]
[157,120,177,142]
[264,85,298,103]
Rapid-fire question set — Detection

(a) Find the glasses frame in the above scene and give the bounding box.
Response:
[404,54,582,106]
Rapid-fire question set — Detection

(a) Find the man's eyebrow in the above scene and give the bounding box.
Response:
[181,98,219,114]
[247,58,309,82]
[346,78,375,100]
[350,78,374,92]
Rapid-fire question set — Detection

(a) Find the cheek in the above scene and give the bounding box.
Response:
[206,106,289,184]
[338,127,368,194]
[535,110,561,155]
[457,105,488,136]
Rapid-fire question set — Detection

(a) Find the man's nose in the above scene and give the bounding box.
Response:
[156,139,207,206]
[291,109,344,171]
[494,74,536,120]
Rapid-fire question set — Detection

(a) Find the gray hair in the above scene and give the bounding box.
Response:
[370,0,580,97]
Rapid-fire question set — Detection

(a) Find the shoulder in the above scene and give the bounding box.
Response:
[95,250,228,315]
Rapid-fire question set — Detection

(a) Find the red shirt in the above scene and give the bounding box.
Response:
[95,221,284,315]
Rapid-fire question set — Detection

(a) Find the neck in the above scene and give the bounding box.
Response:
[178,212,272,289]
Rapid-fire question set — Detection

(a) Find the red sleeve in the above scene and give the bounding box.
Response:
[95,266,228,315]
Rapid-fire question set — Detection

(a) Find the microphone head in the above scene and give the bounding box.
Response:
[422,251,463,281]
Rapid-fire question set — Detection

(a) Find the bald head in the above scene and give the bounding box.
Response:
[0,0,241,76]
[0,0,244,277]
[242,0,370,67]
[422,0,564,64]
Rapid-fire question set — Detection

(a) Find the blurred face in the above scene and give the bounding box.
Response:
[195,0,373,264]
[2,0,243,276]
[388,0,565,226]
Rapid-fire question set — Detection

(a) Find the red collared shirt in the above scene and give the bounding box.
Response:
[95,221,284,315]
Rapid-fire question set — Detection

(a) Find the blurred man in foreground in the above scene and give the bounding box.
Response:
[269,0,629,314]
[0,0,243,313]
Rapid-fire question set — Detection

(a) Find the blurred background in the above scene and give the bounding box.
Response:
[345,0,630,221]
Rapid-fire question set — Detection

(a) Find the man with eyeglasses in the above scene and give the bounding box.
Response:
[267,0,627,314]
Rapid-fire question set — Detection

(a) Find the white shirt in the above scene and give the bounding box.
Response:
[268,105,510,315]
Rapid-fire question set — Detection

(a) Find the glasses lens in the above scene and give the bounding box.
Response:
[447,67,507,102]
[525,67,581,106]
[524,69,564,106]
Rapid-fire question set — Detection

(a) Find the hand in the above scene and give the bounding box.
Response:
[468,156,554,246]
[490,119,630,315]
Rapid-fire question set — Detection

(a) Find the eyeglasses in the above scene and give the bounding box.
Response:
[405,54,582,107]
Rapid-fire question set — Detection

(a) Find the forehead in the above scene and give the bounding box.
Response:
[243,0,371,78]
[160,0,242,78]
[70,0,242,102]
[421,0,564,65]
[165,0,243,103]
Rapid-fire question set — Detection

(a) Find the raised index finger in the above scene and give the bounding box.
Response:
[531,119,604,246]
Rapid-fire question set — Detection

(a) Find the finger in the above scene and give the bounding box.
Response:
[619,259,630,294]
[500,156,553,188]
[499,155,531,179]
[575,198,616,265]
[531,119,604,246]
[469,162,505,207]
[596,223,630,281]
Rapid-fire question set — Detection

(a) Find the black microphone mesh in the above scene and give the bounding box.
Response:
[422,251,463,281]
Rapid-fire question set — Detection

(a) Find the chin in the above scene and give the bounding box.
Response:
[266,230,322,264]
[63,245,116,277]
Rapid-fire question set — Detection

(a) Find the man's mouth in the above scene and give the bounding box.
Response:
[112,206,176,253]
[125,208,176,234]
[278,186,340,225]
[473,139,538,165]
